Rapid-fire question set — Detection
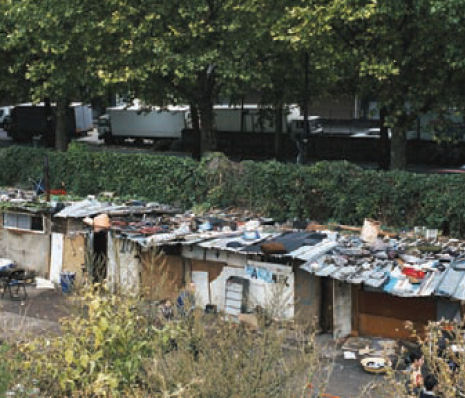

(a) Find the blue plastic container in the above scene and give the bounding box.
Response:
[60,272,76,293]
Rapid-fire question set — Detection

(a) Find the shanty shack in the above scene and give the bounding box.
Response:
[105,210,338,325]
[53,198,180,289]
[20,196,464,341]
[300,234,465,339]
[0,193,54,275]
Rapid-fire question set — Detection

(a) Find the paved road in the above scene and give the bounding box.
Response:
[0,128,10,141]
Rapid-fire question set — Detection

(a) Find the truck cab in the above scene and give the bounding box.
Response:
[0,106,12,128]
[288,116,324,135]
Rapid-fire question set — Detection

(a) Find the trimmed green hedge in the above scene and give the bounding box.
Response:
[1,144,465,236]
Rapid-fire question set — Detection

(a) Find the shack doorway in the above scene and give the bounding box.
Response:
[225,277,249,321]
[92,231,108,282]
[320,277,334,333]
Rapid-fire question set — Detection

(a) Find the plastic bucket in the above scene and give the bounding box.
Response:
[60,272,76,294]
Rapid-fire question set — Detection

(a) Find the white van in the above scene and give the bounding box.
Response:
[0,106,12,128]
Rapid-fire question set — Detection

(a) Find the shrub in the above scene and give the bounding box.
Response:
[0,344,11,396]
[7,284,322,397]
[2,145,465,236]
[9,288,158,397]
[365,321,465,398]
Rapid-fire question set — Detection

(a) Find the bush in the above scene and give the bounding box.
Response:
[6,285,320,397]
[365,321,465,398]
[0,344,11,396]
[9,288,158,396]
[2,145,465,236]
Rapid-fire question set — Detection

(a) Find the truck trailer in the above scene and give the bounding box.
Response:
[98,105,189,144]
[97,103,323,147]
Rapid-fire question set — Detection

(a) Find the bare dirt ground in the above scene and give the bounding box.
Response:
[0,287,69,341]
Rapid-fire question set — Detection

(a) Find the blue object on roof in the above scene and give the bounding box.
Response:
[383,276,398,293]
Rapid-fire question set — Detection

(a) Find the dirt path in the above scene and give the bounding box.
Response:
[0,288,70,342]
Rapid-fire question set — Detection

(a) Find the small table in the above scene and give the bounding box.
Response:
[0,268,35,300]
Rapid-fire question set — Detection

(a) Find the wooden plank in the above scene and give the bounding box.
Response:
[358,290,436,322]
[358,313,426,339]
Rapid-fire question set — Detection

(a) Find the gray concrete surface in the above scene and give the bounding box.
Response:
[315,334,384,398]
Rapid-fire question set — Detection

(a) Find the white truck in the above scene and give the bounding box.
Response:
[98,105,189,144]
[0,106,12,128]
[97,102,323,144]
[213,104,323,134]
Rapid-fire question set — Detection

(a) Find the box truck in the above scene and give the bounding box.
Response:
[4,103,93,145]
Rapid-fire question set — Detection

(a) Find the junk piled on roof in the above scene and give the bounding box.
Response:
[302,223,465,301]
[54,198,465,301]
[4,187,465,302]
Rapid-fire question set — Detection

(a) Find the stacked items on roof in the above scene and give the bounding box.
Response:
[302,228,465,300]
[0,188,53,213]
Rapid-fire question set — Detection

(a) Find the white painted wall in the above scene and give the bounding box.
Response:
[192,271,210,307]
[209,260,295,320]
[107,234,140,295]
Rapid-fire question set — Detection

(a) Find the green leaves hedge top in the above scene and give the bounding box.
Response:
[1,145,465,236]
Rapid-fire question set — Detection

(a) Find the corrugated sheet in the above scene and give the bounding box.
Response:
[301,253,465,299]
[55,199,177,218]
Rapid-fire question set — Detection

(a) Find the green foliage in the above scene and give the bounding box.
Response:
[283,0,465,169]
[7,283,317,397]
[0,344,12,396]
[10,288,158,396]
[2,146,465,235]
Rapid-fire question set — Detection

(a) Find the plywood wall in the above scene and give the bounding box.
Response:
[62,234,86,285]
[140,252,184,300]
[357,290,436,339]
[294,269,321,329]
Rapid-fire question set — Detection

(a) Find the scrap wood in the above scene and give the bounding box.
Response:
[306,224,329,231]
[331,223,398,238]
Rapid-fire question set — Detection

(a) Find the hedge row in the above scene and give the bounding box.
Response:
[1,144,465,236]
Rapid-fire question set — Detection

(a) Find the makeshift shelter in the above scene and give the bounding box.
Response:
[53,199,179,287]
[0,192,54,276]
[300,234,465,339]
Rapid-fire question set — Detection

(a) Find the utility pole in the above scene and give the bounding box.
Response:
[44,155,50,202]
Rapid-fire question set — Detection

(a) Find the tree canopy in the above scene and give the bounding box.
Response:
[1,0,465,167]
[285,0,465,168]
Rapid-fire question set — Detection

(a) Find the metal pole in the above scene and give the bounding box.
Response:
[44,155,50,202]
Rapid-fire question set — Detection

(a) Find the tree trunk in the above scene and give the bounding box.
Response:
[390,125,407,170]
[274,105,283,160]
[379,107,390,170]
[198,98,216,155]
[190,103,201,161]
[55,100,69,151]
[44,98,54,147]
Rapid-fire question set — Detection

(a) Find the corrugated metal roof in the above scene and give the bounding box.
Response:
[300,247,465,299]
[55,199,178,218]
